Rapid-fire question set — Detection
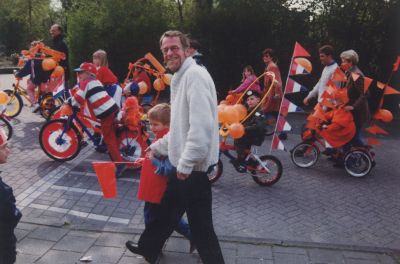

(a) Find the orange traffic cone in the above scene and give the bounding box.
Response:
[92,162,117,198]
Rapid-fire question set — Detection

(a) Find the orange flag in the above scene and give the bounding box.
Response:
[363,77,373,93]
[384,86,400,95]
[365,124,389,135]
[92,162,117,199]
[293,42,311,58]
[331,67,347,82]
[367,137,381,145]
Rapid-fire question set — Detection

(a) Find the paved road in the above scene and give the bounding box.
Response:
[1,72,399,263]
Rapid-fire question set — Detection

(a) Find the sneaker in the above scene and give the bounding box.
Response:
[95,144,108,153]
[31,103,40,113]
[116,164,126,178]
[231,159,246,173]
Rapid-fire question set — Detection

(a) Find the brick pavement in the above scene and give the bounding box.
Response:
[1,72,400,262]
[14,222,400,264]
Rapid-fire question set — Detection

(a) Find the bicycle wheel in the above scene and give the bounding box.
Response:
[0,116,13,140]
[39,119,82,161]
[117,129,144,169]
[3,89,23,118]
[344,149,372,177]
[208,159,223,183]
[291,142,319,168]
[251,155,282,186]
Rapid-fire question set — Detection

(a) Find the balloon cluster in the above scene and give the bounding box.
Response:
[217,95,247,139]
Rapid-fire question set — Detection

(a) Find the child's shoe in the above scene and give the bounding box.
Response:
[231,159,246,173]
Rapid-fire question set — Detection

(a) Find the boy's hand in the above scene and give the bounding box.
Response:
[177,172,189,180]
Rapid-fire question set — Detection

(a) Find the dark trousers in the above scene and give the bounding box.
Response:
[138,171,225,264]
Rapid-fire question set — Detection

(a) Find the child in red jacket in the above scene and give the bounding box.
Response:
[127,103,195,255]
[92,50,122,107]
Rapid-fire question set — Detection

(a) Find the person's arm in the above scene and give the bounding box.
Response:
[150,133,169,157]
[232,76,253,93]
[349,77,366,111]
[177,72,215,175]
[244,112,265,133]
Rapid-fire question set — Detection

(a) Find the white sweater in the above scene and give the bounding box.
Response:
[150,57,219,175]
[306,62,338,102]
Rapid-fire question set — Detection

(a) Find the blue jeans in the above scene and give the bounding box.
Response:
[144,202,192,240]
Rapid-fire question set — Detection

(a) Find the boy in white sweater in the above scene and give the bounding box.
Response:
[125,30,224,264]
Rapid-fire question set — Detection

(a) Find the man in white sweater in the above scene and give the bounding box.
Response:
[303,45,338,105]
[126,30,224,264]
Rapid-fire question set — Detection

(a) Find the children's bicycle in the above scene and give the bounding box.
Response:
[0,105,13,140]
[39,104,149,167]
[3,75,63,119]
[290,129,375,177]
[207,141,283,186]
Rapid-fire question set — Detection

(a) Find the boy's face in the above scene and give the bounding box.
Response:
[0,144,10,164]
[77,71,91,82]
[149,119,168,134]
[246,95,260,108]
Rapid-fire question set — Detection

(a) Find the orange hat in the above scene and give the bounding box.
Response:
[0,129,7,146]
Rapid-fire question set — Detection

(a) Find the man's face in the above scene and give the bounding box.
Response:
[319,53,332,66]
[161,36,188,73]
[0,144,10,164]
[50,25,61,39]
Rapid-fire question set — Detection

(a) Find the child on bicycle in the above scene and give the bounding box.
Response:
[233,90,266,172]
[319,88,356,161]
[230,65,261,94]
[128,103,195,254]
[92,50,122,107]
[15,43,52,112]
[69,62,125,174]
[0,128,22,264]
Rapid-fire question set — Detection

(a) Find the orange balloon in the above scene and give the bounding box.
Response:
[42,58,57,71]
[51,65,64,78]
[228,123,245,139]
[233,104,247,121]
[294,58,312,73]
[373,109,393,123]
[138,81,148,94]
[224,105,240,124]
[153,78,166,91]
[161,73,172,86]
[217,104,228,123]
[0,91,9,104]
[226,94,235,104]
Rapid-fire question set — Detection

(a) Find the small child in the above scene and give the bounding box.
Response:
[15,43,52,112]
[230,65,261,94]
[0,129,22,264]
[233,90,266,172]
[70,62,125,174]
[92,50,122,107]
[126,103,195,254]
